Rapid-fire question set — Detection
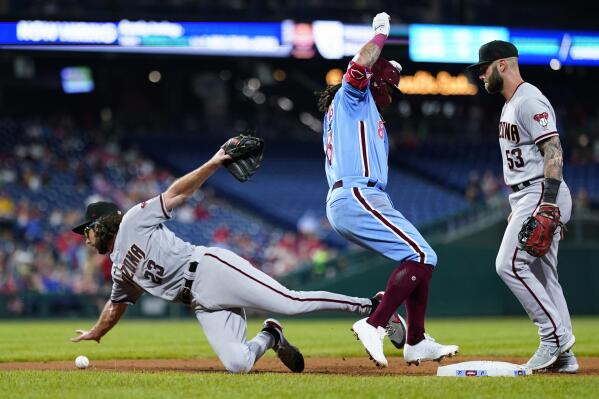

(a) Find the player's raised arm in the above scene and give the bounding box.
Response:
[344,12,390,92]
[352,12,390,69]
[71,300,128,343]
[163,147,231,211]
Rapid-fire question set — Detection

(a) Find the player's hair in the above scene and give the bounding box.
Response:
[94,212,123,253]
[315,84,341,113]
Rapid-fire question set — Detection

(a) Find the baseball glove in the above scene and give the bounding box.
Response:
[221,131,264,182]
[517,203,562,257]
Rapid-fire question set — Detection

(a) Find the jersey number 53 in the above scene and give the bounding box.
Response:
[505,148,524,169]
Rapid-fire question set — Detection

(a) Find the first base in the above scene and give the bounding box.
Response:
[437,361,532,377]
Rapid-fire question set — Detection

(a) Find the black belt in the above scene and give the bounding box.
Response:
[511,177,543,193]
[332,180,376,191]
[179,261,198,305]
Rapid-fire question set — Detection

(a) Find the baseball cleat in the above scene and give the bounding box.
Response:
[368,291,385,315]
[403,334,459,366]
[547,351,579,374]
[560,335,576,354]
[523,343,560,371]
[262,318,304,373]
[386,313,407,349]
[351,318,388,368]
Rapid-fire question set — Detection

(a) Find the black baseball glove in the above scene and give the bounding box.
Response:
[221,131,265,182]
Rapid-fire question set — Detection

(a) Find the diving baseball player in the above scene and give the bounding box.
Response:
[470,40,577,372]
[70,144,379,374]
[316,12,458,367]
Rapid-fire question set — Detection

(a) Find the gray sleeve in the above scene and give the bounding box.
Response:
[110,279,144,304]
[123,194,173,230]
[517,98,559,144]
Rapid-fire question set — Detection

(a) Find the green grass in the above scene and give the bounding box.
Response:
[1,317,598,399]
[2,371,598,399]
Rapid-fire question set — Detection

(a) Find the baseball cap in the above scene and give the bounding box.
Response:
[72,201,120,235]
[467,40,519,71]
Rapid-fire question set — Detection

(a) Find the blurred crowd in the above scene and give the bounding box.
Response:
[0,116,335,314]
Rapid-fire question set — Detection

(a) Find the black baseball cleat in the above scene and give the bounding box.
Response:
[262,318,305,373]
[369,291,385,316]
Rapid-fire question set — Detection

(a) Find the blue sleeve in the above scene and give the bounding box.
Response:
[340,77,369,114]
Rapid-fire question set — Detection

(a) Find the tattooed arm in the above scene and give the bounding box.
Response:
[539,136,563,180]
[353,40,385,69]
[538,136,563,204]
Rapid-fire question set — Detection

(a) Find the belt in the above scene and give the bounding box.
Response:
[511,177,544,192]
[332,180,376,191]
[179,261,198,305]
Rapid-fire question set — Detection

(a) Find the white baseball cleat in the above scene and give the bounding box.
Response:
[351,318,388,368]
[262,318,304,373]
[403,334,459,366]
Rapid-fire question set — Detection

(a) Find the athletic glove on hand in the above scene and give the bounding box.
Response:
[372,12,390,37]
[517,203,563,257]
[221,132,264,182]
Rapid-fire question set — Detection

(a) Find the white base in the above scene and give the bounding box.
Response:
[437,361,532,377]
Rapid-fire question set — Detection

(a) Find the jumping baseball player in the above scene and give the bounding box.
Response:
[470,40,577,373]
[315,12,458,368]
[70,142,381,374]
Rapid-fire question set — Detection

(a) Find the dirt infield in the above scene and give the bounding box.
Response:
[1,356,598,375]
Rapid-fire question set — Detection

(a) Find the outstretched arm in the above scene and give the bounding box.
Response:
[162,148,231,211]
[352,12,390,69]
[71,300,128,343]
[538,136,564,204]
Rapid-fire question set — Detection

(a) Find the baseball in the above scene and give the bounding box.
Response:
[75,355,90,369]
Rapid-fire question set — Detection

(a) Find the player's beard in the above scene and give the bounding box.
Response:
[485,65,504,94]
[95,238,111,254]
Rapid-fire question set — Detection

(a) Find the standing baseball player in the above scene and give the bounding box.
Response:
[315,12,458,368]
[70,141,381,374]
[470,40,577,373]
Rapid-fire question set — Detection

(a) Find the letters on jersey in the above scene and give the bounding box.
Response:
[120,244,145,282]
[499,121,520,144]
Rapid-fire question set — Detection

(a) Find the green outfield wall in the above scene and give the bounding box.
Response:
[1,221,597,318]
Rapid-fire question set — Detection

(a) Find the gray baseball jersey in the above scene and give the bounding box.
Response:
[107,193,373,373]
[110,194,200,304]
[494,82,574,351]
[499,82,558,186]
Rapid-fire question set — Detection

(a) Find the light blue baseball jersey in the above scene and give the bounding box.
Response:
[323,75,389,189]
[323,65,437,266]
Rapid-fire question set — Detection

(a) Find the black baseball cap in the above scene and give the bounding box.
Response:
[467,40,519,71]
[72,201,120,235]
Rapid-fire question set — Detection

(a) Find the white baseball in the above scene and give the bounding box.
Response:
[75,355,90,369]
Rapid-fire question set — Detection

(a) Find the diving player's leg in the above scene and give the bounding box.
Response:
[195,308,273,373]
[197,248,373,316]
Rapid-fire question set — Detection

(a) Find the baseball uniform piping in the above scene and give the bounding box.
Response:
[511,247,560,347]
[351,187,426,263]
[159,193,170,219]
[511,181,559,347]
[534,131,558,144]
[359,120,369,177]
[204,253,371,309]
